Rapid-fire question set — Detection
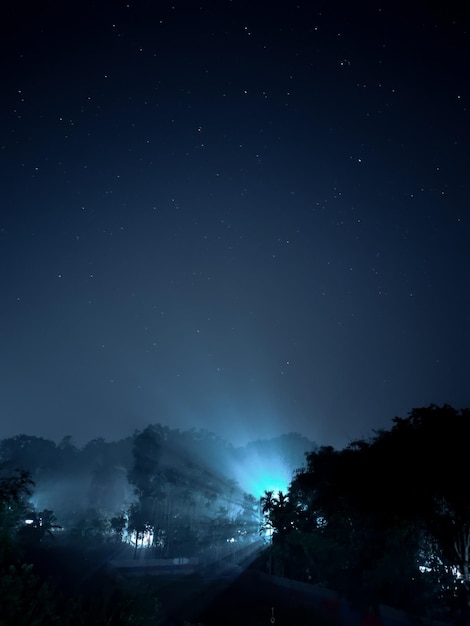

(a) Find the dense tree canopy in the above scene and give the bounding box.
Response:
[3,407,470,621]
[260,405,470,618]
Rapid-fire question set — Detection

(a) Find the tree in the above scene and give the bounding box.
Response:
[18,509,62,545]
[0,435,59,479]
[370,405,470,606]
[128,426,163,503]
[0,563,59,626]
[0,468,64,624]
[110,513,127,543]
[260,489,303,577]
[127,503,154,558]
[283,405,470,617]
[0,466,34,549]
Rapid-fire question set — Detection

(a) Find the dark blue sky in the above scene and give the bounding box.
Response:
[1,0,469,449]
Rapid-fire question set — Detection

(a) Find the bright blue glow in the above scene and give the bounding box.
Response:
[229,448,292,499]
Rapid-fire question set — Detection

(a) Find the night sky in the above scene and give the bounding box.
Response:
[1,1,469,449]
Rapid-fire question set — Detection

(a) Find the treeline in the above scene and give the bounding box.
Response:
[261,404,470,621]
[0,426,313,624]
[0,426,313,549]
[0,466,166,625]
[4,406,470,622]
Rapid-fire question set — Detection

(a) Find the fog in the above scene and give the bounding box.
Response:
[0,426,315,553]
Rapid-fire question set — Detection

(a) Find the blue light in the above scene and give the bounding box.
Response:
[229,448,292,499]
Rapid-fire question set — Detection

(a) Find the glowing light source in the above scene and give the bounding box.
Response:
[229,449,291,499]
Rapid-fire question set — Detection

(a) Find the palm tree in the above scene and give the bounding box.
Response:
[261,490,275,515]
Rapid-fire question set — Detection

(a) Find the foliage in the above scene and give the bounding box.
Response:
[128,425,163,500]
[0,563,59,626]
[18,509,62,545]
[4,407,470,620]
[0,466,34,563]
[0,436,59,477]
[261,405,470,618]
[110,513,127,541]
[0,466,34,512]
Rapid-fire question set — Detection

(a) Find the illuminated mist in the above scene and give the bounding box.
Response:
[229,448,293,499]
